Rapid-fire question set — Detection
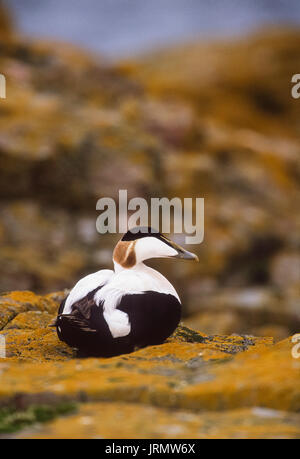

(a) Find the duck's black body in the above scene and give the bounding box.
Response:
[57,288,181,357]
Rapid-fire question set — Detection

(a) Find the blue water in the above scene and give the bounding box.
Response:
[6,0,300,57]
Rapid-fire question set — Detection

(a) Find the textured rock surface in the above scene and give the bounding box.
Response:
[0,4,299,439]
[21,404,300,440]
[0,291,299,438]
[0,1,12,40]
[0,7,299,343]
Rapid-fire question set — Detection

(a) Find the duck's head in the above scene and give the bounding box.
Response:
[113,227,199,269]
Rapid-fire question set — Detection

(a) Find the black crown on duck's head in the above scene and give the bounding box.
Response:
[121,227,161,242]
[121,227,199,261]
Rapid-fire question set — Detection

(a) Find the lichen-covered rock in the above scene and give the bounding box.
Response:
[270,252,300,289]
[121,28,300,132]
[2,331,295,416]
[0,290,299,439]
[0,34,160,205]
[0,22,299,343]
[185,287,300,340]
[0,12,299,440]
[118,29,300,341]
[0,291,61,330]
[0,3,300,374]
[21,404,300,439]
[0,202,100,292]
[0,1,13,40]
[4,311,55,330]
[0,291,270,363]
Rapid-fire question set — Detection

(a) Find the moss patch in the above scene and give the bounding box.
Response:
[0,402,77,435]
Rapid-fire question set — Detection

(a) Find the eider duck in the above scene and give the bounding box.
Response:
[56,227,198,357]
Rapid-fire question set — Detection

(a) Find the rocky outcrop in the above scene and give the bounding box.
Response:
[0,1,12,40]
[0,14,299,340]
[21,404,300,440]
[0,291,299,438]
[0,5,299,437]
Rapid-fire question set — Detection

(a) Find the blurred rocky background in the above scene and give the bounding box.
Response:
[0,0,299,342]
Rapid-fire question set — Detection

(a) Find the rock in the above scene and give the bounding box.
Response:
[0,9,299,438]
[4,311,54,330]
[21,404,300,439]
[121,28,300,133]
[0,11,299,354]
[0,290,269,363]
[0,201,102,292]
[252,325,290,343]
[270,251,300,289]
[185,309,291,343]
[186,287,300,338]
[0,290,299,439]
[0,32,159,207]
[0,291,60,330]
[0,291,73,362]
[0,1,13,40]
[120,29,300,340]
[184,311,242,336]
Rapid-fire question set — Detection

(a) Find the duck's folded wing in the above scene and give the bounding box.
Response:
[56,293,134,357]
[56,289,100,347]
[52,286,98,328]
[56,313,98,350]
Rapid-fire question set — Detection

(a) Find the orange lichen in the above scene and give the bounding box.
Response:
[0,291,61,331]
[4,311,55,330]
[20,404,300,439]
[0,292,297,415]
[0,290,299,439]
[180,338,300,412]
